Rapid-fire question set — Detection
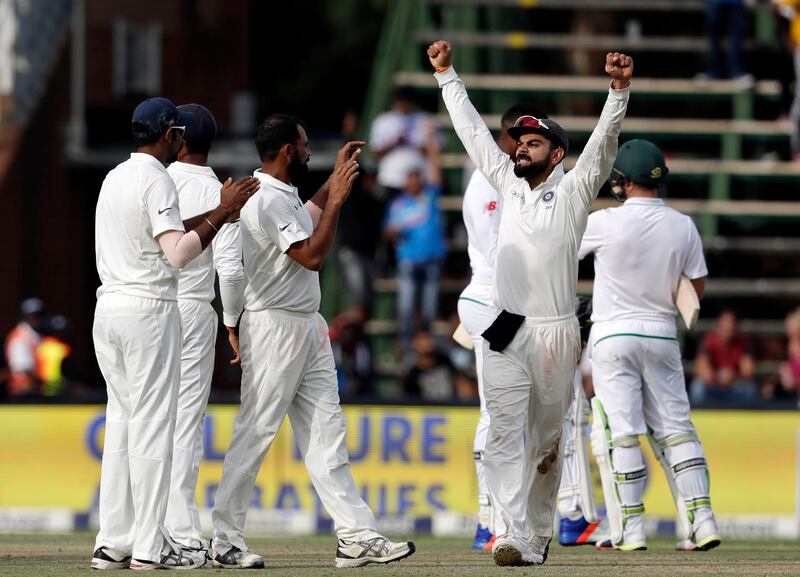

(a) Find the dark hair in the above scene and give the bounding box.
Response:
[501,103,549,127]
[132,122,162,147]
[255,114,305,161]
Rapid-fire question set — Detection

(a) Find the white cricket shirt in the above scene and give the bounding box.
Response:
[95,152,185,300]
[168,162,245,326]
[369,110,431,189]
[462,169,501,287]
[240,170,320,314]
[437,67,629,318]
[579,197,707,337]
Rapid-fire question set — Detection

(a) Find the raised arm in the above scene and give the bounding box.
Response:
[563,52,632,212]
[428,40,515,196]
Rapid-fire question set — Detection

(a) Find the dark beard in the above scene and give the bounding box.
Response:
[513,156,548,179]
[288,155,309,183]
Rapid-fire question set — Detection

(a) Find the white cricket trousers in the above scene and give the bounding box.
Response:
[457,283,497,531]
[212,309,379,554]
[165,299,217,547]
[93,293,181,562]
[483,314,581,541]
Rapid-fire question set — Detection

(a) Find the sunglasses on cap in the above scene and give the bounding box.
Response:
[513,115,550,132]
[171,125,186,135]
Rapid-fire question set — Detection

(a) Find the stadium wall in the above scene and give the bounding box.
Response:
[2,405,798,539]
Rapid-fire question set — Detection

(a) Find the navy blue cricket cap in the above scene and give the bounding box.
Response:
[177,103,218,151]
[131,97,192,141]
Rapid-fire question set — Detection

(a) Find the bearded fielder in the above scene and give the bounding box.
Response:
[429,40,631,566]
[580,139,720,552]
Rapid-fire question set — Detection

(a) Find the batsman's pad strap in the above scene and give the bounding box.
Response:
[684,496,711,511]
[621,503,645,517]
[562,438,576,457]
[656,431,699,449]
[482,310,524,352]
[672,457,707,475]
[473,450,484,462]
[478,493,491,507]
[613,466,647,484]
[558,486,580,500]
[610,435,640,449]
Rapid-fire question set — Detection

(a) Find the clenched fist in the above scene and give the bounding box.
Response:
[428,40,452,71]
[605,52,633,90]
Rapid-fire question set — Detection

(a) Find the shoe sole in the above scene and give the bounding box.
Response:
[335,543,416,568]
[91,559,129,570]
[695,535,721,552]
[492,544,535,567]
[211,559,266,569]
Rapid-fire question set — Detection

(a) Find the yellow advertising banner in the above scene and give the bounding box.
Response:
[0,406,797,517]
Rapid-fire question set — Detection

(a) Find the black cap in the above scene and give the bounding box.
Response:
[131,97,192,141]
[507,115,569,155]
[177,103,218,152]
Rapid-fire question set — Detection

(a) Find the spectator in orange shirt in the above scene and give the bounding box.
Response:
[4,297,45,396]
[691,310,757,404]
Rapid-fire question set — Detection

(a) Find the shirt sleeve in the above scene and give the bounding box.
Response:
[7,338,35,372]
[260,194,310,253]
[147,174,185,238]
[683,218,708,279]
[562,85,630,214]
[212,219,245,327]
[578,210,605,260]
[435,67,516,198]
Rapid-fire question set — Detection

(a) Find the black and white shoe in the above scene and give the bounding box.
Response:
[130,540,207,570]
[335,536,415,568]
[91,547,131,570]
[210,546,266,569]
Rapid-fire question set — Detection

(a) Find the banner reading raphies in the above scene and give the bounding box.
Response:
[0,406,798,518]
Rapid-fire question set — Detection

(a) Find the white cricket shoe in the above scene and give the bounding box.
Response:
[130,540,207,570]
[492,534,544,566]
[210,545,266,569]
[676,517,722,552]
[334,536,415,567]
[91,546,131,570]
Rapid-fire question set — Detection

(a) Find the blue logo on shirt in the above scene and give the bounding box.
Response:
[542,191,555,203]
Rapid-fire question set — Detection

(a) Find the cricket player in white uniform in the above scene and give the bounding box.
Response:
[458,105,601,551]
[164,104,246,556]
[91,97,258,571]
[580,139,721,552]
[429,40,631,566]
[210,114,415,569]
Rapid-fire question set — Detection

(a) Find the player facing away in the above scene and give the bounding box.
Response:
[457,104,602,551]
[579,140,721,552]
[429,40,631,566]
[164,104,246,557]
[210,115,415,569]
[91,97,258,570]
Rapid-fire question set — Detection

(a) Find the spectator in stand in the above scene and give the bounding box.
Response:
[383,131,447,364]
[337,165,385,317]
[369,86,440,198]
[778,307,800,401]
[4,297,45,397]
[697,0,753,87]
[36,314,74,397]
[330,309,374,400]
[403,330,457,402]
[691,310,757,404]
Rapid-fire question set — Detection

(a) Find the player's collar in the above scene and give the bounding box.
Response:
[623,197,664,206]
[168,161,216,177]
[130,152,167,171]
[253,169,297,195]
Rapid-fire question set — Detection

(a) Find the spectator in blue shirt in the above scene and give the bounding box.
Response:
[384,135,447,365]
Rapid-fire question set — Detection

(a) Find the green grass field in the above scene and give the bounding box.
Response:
[1,534,799,576]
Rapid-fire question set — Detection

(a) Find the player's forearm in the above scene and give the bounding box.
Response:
[300,201,343,271]
[219,276,245,328]
[435,67,511,191]
[309,179,330,211]
[567,85,630,200]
